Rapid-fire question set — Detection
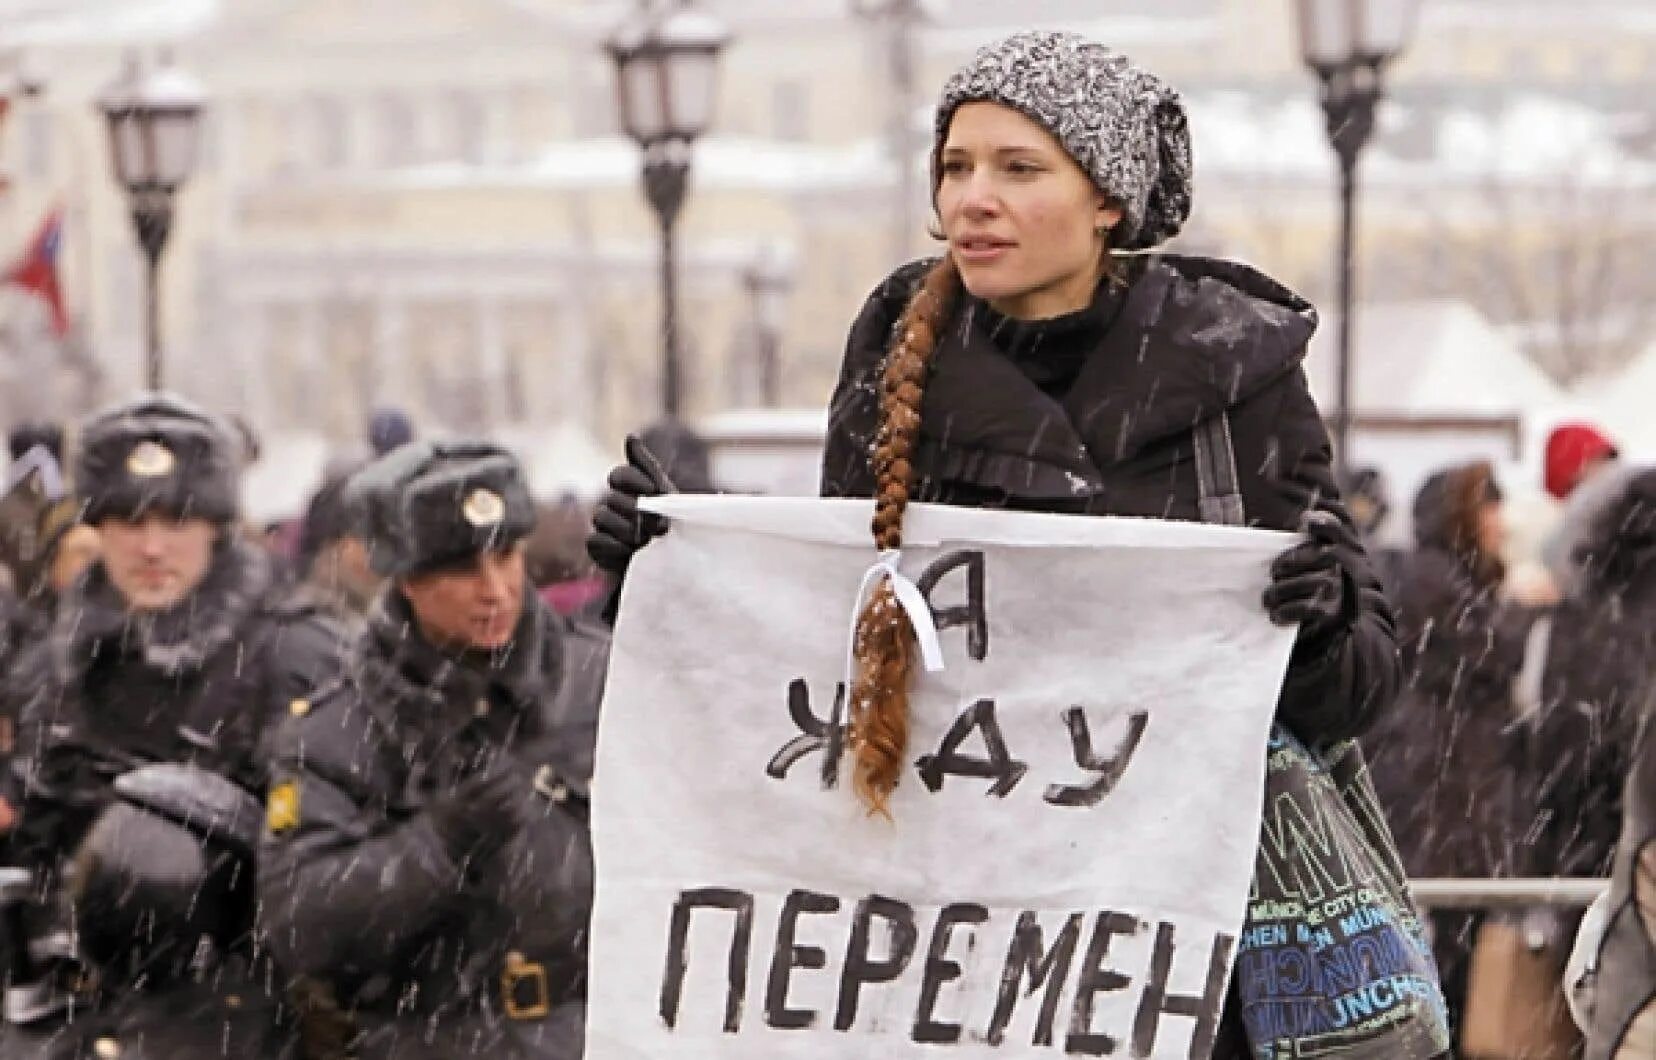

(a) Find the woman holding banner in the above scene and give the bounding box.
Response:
[592,31,1445,1060]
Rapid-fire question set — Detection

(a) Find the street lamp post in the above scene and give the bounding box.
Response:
[606,1,732,421]
[1294,0,1420,479]
[96,53,206,392]
[849,0,932,263]
[741,243,793,407]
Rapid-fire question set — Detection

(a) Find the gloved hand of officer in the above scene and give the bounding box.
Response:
[586,435,675,577]
[1263,507,1361,647]
[427,763,531,868]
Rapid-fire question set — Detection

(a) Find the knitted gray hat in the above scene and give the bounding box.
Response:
[934,31,1194,251]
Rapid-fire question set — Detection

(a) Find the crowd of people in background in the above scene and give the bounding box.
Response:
[0,400,1650,1059]
[0,17,1653,1051]
[1350,424,1656,1056]
[0,405,1650,1058]
[0,402,1651,1060]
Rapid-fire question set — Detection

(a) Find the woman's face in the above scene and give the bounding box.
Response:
[936,101,1122,321]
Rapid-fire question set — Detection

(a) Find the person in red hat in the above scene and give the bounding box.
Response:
[1542,422,1630,599]
[1547,423,1620,502]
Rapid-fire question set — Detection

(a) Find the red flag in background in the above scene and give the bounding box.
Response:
[7,209,68,337]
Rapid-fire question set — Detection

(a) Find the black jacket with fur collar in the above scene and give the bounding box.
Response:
[822,254,1401,746]
[7,539,342,874]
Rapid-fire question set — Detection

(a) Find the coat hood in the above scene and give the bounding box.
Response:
[1081,253,1318,450]
[1411,470,1457,552]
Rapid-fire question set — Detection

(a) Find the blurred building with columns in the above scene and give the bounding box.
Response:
[0,0,1648,451]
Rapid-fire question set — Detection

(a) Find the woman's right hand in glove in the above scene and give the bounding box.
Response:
[586,434,675,577]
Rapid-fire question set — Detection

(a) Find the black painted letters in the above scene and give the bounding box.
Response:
[834,896,920,1031]
[660,888,756,1033]
[765,889,842,1030]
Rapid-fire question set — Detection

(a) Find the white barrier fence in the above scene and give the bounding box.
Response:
[1409,878,1608,910]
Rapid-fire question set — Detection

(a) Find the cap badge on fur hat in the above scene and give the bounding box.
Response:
[462,487,506,528]
[125,440,176,478]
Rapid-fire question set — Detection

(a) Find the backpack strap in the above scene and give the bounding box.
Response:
[1193,414,1247,528]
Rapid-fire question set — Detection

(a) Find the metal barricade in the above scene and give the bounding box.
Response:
[1410,877,1609,910]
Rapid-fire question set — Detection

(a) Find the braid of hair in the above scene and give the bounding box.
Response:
[849,256,962,816]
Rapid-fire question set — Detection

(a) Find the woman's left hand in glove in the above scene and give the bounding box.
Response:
[1263,509,1359,644]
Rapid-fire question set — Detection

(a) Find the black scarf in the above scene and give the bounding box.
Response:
[978,278,1129,398]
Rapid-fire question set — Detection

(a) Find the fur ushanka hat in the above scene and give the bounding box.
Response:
[347,440,536,577]
[77,393,241,525]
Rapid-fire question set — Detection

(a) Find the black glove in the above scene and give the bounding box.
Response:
[586,434,675,577]
[1263,509,1358,645]
[427,763,529,867]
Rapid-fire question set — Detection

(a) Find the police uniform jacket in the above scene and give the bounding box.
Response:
[260,586,608,1060]
[6,539,341,877]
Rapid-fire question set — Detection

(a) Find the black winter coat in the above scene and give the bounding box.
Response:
[260,588,608,1060]
[0,588,47,684]
[822,255,1401,746]
[824,255,1405,1060]
[1530,468,1656,881]
[0,959,299,1060]
[0,540,339,1059]
[1361,497,1532,880]
[6,540,342,877]
[1526,602,1654,882]
[1578,470,1656,1059]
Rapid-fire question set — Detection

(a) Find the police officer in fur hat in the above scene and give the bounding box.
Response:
[4,393,342,888]
[0,394,341,1045]
[260,440,608,1060]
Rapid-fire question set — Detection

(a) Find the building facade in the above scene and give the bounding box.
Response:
[0,0,1650,450]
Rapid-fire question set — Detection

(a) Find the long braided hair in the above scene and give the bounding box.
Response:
[848,256,962,816]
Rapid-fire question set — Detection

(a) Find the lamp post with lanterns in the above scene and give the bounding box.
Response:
[96,53,206,392]
[1294,0,1420,477]
[606,1,732,420]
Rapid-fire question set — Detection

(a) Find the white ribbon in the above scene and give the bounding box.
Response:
[843,550,946,697]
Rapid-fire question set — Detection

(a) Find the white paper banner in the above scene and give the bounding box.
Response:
[588,497,1297,1060]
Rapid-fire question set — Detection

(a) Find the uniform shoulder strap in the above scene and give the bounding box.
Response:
[1193,414,1247,528]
